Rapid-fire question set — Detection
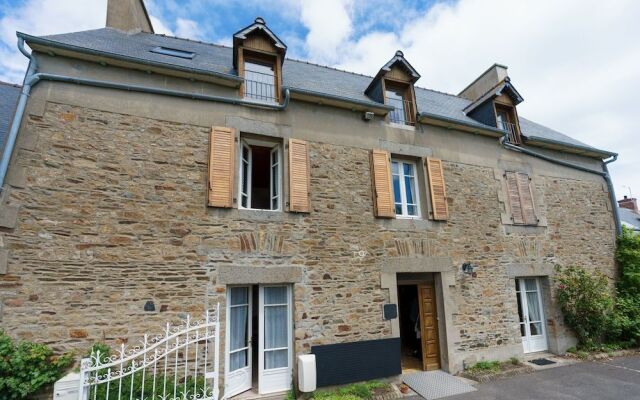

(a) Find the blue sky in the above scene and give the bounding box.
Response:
[0,0,638,198]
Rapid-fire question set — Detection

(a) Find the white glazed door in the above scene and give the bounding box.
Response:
[225,286,252,397]
[258,285,293,394]
[516,278,548,353]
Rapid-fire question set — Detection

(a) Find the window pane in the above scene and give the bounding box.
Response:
[530,322,543,336]
[230,287,249,305]
[245,61,275,101]
[520,323,526,337]
[264,305,288,349]
[264,286,287,304]
[265,349,288,369]
[524,278,537,291]
[391,161,399,174]
[403,162,414,177]
[404,175,415,204]
[395,204,402,214]
[230,350,247,371]
[230,305,248,351]
[393,174,401,204]
[407,204,417,216]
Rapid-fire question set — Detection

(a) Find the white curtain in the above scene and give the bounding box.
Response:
[525,280,542,336]
[264,287,288,369]
[229,287,249,371]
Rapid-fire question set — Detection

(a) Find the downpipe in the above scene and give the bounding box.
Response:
[499,133,622,235]
[0,37,290,190]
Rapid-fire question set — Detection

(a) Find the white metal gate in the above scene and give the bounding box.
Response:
[79,304,220,400]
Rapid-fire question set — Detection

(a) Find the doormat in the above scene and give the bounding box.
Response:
[402,370,476,400]
[529,358,556,366]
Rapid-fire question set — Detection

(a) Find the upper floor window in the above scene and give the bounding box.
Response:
[496,105,521,144]
[239,136,281,210]
[392,159,420,218]
[385,83,415,126]
[244,57,277,103]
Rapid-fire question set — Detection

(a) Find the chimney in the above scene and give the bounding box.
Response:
[106,0,154,34]
[459,63,509,102]
[618,195,638,213]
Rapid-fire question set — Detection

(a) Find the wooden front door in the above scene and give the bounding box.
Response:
[418,283,440,370]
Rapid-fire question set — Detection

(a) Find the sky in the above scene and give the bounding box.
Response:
[0,0,638,199]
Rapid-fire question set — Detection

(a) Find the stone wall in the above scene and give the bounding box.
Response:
[0,101,616,372]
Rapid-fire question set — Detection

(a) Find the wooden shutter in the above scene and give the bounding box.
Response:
[288,138,311,213]
[505,171,537,225]
[370,149,395,218]
[208,127,235,208]
[426,158,448,220]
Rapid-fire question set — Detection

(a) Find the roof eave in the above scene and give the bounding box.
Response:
[288,87,393,114]
[524,136,617,159]
[19,32,243,86]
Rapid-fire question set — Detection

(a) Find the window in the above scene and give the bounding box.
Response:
[239,137,281,211]
[244,59,277,103]
[385,83,415,126]
[150,46,195,59]
[392,159,420,218]
[496,105,521,144]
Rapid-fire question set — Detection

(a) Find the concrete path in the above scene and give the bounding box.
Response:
[410,356,640,400]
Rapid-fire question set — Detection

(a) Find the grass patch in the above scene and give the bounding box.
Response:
[311,381,390,400]
[468,360,501,373]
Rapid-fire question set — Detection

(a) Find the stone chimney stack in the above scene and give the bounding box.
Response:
[618,196,638,213]
[106,0,154,33]
[458,63,509,102]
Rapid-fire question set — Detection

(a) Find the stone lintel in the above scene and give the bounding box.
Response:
[217,265,303,285]
[381,256,452,276]
[506,263,555,278]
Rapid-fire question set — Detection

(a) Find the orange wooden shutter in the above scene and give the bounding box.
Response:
[208,127,235,208]
[426,158,449,220]
[370,149,395,218]
[505,171,524,224]
[288,138,311,213]
[516,172,537,225]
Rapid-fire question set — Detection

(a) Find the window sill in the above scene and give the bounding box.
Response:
[502,224,547,235]
[208,207,303,222]
[379,217,442,232]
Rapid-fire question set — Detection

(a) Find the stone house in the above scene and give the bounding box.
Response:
[0,0,620,397]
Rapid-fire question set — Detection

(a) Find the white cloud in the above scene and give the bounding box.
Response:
[298,0,640,199]
[175,18,202,40]
[298,0,353,64]
[149,15,174,36]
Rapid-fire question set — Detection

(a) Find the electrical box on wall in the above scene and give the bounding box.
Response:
[298,354,317,392]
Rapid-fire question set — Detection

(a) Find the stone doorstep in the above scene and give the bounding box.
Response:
[524,352,580,371]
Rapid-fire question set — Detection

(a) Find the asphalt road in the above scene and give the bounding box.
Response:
[429,356,640,400]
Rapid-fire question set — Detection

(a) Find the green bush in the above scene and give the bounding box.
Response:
[608,227,640,345]
[555,266,613,348]
[0,330,73,400]
[86,343,209,400]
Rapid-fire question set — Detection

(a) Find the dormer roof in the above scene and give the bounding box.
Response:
[463,78,524,114]
[365,50,420,95]
[232,17,287,68]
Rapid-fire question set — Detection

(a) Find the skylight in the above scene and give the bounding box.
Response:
[150,46,195,59]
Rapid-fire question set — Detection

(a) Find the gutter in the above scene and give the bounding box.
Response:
[0,36,290,190]
[525,135,617,158]
[287,87,394,113]
[499,133,622,235]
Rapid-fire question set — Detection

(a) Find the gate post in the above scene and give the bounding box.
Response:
[77,358,91,400]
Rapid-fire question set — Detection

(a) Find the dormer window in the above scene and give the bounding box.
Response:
[385,82,415,126]
[495,105,521,144]
[233,17,287,105]
[366,51,421,127]
[243,55,277,103]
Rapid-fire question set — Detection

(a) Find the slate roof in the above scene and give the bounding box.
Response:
[620,207,640,231]
[21,28,613,157]
[0,81,21,163]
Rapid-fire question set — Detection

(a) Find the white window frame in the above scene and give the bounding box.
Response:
[391,158,421,219]
[239,137,282,212]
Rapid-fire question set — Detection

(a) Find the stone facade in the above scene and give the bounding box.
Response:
[0,98,616,377]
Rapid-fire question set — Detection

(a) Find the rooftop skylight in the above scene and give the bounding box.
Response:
[150,46,195,59]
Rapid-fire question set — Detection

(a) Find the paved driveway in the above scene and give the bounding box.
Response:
[442,356,640,400]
